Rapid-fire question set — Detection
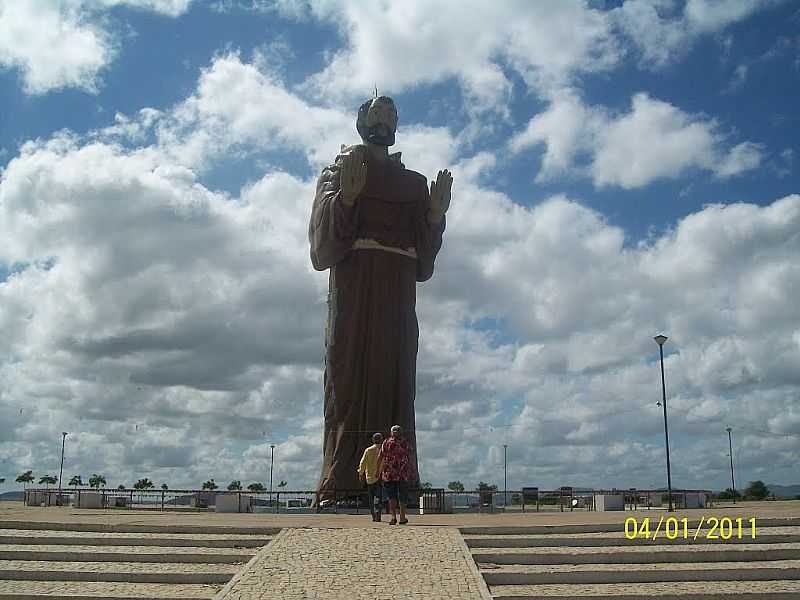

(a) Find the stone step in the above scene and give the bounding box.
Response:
[0,560,239,584]
[0,534,271,548]
[479,559,800,585]
[0,545,255,564]
[0,580,221,599]
[460,517,800,536]
[0,522,281,536]
[465,530,800,547]
[472,543,800,565]
[488,580,800,599]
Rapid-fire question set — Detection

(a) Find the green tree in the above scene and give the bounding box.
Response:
[68,475,83,491]
[38,475,57,490]
[133,478,154,504]
[247,482,265,492]
[744,480,769,500]
[0,478,5,484]
[477,481,498,491]
[16,470,34,489]
[161,483,168,491]
[277,480,287,489]
[447,481,465,492]
[420,481,433,490]
[117,484,126,490]
[227,480,242,491]
[133,478,154,490]
[88,474,106,489]
[718,488,741,500]
[202,479,218,491]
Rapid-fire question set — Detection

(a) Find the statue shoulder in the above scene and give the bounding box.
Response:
[401,168,428,189]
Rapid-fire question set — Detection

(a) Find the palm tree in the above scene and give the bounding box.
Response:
[247,482,265,493]
[133,478,154,504]
[68,475,83,491]
[117,484,125,490]
[161,483,168,491]
[15,471,34,490]
[227,480,242,491]
[38,475,57,490]
[88,474,106,489]
[277,480,287,489]
[201,479,218,491]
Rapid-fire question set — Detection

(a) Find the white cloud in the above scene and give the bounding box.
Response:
[511,91,763,188]
[612,0,774,68]
[297,0,619,109]
[0,0,193,95]
[1,52,798,492]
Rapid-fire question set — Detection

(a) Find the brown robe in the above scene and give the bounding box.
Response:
[309,149,446,497]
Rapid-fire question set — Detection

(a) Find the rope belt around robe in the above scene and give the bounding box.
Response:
[351,238,417,259]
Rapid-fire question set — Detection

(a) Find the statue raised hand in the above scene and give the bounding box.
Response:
[428,169,453,224]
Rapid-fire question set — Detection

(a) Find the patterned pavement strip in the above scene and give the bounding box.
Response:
[473,542,800,554]
[0,529,274,541]
[489,580,800,597]
[0,580,222,598]
[0,560,242,574]
[479,559,800,573]
[0,545,257,556]
[217,527,493,600]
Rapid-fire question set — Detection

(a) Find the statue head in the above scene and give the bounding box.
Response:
[357,95,397,146]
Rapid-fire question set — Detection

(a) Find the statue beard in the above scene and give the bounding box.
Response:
[361,123,395,146]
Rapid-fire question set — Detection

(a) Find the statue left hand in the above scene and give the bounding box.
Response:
[429,169,453,224]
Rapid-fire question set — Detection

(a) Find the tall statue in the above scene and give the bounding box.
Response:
[309,96,452,499]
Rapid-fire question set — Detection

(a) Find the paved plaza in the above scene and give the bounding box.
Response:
[0,501,798,598]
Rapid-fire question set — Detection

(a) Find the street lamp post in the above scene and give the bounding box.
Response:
[503,444,508,510]
[726,427,736,505]
[58,432,68,503]
[654,335,674,512]
[269,444,275,513]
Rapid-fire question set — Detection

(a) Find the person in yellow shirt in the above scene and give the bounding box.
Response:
[358,432,384,521]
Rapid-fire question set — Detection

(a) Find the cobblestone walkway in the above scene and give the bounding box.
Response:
[217,527,491,600]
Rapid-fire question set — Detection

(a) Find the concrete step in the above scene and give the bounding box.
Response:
[488,580,800,599]
[0,522,281,536]
[480,559,800,585]
[0,580,221,599]
[0,560,239,584]
[460,517,800,536]
[0,545,255,564]
[472,543,800,565]
[464,528,800,547]
[0,534,271,548]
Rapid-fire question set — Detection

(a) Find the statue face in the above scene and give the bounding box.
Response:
[357,96,397,146]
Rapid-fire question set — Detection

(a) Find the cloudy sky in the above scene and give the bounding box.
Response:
[1,0,798,494]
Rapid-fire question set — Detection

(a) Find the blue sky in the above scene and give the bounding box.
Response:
[0,0,798,492]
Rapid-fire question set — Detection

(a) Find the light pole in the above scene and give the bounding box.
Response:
[269,444,275,512]
[654,335,674,512]
[503,444,508,510]
[726,427,736,505]
[58,432,68,503]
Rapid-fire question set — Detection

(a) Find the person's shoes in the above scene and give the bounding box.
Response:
[389,518,397,525]
[375,514,381,522]
[399,518,408,525]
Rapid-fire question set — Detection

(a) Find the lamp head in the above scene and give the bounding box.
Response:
[654,335,668,346]
[726,427,732,433]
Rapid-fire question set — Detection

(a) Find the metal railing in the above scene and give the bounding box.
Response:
[23,486,713,513]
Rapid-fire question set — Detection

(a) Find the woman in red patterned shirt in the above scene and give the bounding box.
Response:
[377,425,415,524]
